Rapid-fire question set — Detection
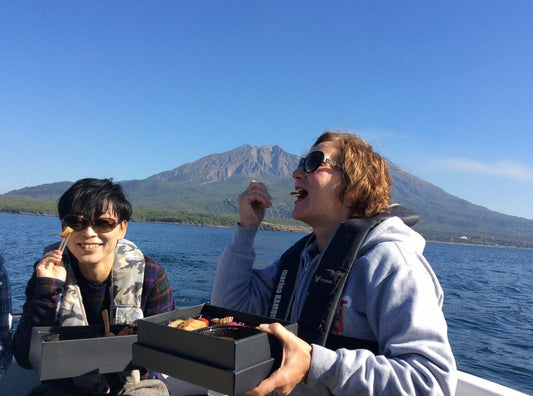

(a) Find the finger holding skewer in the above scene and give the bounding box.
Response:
[36,250,67,281]
[239,183,304,228]
[35,227,72,281]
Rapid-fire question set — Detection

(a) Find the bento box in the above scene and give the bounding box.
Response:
[132,304,297,395]
[29,324,137,380]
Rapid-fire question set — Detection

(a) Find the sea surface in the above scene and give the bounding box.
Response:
[1,212,532,394]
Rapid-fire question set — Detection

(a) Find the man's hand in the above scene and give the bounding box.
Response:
[244,322,312,396]
[35,249,67,281]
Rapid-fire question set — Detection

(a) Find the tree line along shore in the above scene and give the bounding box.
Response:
[0,198,310,233]
[1,197,530,247]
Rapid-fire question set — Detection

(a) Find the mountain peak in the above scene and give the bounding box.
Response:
[149,144,298,183]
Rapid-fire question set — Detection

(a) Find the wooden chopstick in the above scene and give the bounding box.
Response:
[58,233,71,253]
[271,194,298,200]
[271,191,301,200]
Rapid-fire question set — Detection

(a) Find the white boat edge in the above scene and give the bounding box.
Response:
[455,370,529,396]
[0,359,529,396]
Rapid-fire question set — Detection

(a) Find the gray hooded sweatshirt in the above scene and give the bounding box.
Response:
[211,216,457,396]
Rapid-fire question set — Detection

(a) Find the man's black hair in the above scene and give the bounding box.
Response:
[57,178,132,221]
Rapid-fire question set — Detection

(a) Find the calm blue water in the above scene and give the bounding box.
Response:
[1,213,532,394]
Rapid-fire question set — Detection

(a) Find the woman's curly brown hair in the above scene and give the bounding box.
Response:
[313,131,391,217]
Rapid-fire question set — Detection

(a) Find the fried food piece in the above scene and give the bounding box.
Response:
[168,318,185,328]
[211,316,234,325]
[59,226,74,238]
[176,317,209,331]
[58,226,74,252]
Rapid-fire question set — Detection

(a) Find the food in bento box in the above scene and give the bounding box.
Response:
[167,317,209,331]
[167,315,242,331]
[167,318,184,328]
[165,313,262,341]
[196,325,263,341]
[210,316,234,325]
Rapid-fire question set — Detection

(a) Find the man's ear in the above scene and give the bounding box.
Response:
[118,221,128,239]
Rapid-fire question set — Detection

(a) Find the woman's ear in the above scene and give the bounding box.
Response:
[342,189,355,207]
[342,190,364,217]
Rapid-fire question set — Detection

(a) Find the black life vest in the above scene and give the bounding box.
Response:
[267,205,419,353]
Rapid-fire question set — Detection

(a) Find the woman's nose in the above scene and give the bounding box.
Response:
[292,166,304,179]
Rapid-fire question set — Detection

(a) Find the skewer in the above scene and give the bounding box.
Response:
[271,195,297,200]
[268,187,293,193]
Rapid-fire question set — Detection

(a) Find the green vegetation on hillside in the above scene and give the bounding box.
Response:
[1,195,530,247]
[0,197,309,233]
[0,198,57,216]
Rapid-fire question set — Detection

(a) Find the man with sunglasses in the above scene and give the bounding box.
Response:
[212,131,456,395]
[12,178,175,396]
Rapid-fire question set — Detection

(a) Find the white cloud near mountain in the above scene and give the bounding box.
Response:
[435,158,533,182]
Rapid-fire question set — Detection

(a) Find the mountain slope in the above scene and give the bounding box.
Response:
[3,145,532,248]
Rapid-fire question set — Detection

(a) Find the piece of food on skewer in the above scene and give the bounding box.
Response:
[58,226,74,253]
[58,226,74,238]
[271,190,306,200]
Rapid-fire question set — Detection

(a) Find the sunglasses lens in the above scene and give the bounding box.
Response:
[63,216,118,233]
[93,218,118,233]
[304,151,325,173]
[64,215,87,231]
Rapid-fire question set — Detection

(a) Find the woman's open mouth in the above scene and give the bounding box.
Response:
[293,189,308,199]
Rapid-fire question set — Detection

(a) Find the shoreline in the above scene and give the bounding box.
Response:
[1,211,531,250]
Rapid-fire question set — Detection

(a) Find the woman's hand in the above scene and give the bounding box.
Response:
[238,180,272,229]
[244,322,312,396]
[35,249,67,282]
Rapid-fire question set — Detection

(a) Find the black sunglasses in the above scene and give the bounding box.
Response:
[297,151,342,173]
[63,215,122,233]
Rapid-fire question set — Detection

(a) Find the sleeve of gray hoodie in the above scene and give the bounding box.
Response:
[302,225,457,396]
[211,224,279,315]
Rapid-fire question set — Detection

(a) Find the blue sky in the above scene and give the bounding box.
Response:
[1,2,532,220]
